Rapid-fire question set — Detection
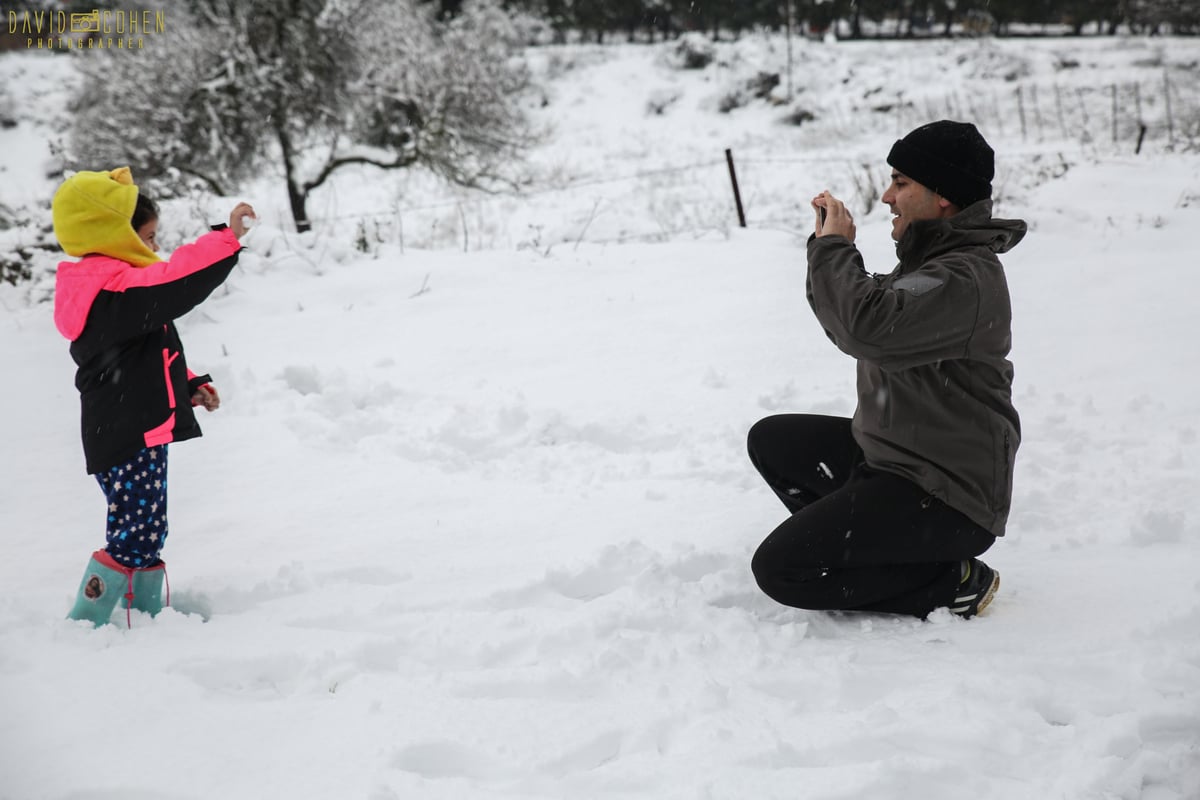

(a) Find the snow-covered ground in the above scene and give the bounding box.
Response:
[2,33,1199,800]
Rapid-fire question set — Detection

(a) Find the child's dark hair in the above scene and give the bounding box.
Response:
[132,193,158,230]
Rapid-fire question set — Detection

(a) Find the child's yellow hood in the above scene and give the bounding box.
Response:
[51,167,163,268]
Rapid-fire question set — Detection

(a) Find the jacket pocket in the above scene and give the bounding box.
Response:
[992,424,1013,512]
[144,412,177,447]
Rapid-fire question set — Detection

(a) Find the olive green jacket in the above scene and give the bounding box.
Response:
[806,200,1026,535]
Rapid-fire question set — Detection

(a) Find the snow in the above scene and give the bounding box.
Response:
[2,32,1200,800]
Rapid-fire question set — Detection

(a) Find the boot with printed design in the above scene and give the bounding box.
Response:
[67,550,133,627]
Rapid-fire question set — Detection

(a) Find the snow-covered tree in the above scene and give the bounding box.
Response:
[67,0,537,232]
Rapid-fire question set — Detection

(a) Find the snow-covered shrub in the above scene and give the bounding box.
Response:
[0,203,58,291]
[781,107,817,126]
[66,0,539,233]
[717,89,747,114]
[646,89,681,116]
[0,90,15,130]
[717,72,781,114]
[0,242,33,286]
[673,33,715,70]
[748,71,780,100]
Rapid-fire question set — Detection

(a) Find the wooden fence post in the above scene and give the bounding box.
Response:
[1163,69,1175,147]
[725,148,746,228]
[1016,86,1027,141]
[1111,84,1117,145]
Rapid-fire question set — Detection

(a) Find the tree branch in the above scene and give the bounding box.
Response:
[302,151,421,195]
[176,166,227,196]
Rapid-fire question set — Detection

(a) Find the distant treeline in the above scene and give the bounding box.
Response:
[431,0,1200,38]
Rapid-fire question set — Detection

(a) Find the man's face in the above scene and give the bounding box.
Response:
[880,170,948,242]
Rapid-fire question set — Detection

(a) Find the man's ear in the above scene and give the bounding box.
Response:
[936,195,960,216]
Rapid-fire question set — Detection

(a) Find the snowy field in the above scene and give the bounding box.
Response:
[2,32,1199,800]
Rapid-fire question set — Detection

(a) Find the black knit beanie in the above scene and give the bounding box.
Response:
[886,120,994,209]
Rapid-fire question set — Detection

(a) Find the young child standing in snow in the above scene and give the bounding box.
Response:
[52,166,255,626]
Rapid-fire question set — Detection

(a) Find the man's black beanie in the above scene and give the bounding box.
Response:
[886,120,994,209]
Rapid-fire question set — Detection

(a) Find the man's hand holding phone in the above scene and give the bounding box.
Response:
[812,190,855,242]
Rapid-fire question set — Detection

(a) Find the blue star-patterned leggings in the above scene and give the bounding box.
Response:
[95,445,169,568]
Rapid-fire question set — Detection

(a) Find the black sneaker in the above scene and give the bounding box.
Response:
[950,558,999,618]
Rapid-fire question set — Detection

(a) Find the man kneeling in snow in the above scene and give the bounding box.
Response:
[748,120,1026,619]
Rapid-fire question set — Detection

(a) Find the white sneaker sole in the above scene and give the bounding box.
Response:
[950,570,1000,617]
[974,571,1000,615]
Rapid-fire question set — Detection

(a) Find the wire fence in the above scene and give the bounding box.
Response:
[291,71,1196,256]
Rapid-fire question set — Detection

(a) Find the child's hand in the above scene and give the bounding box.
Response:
[229,202,258,239]
[192,385,221,412]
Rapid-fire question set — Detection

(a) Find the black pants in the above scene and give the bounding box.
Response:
[747,414,995,618]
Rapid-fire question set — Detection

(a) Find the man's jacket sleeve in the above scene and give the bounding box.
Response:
[805,235,980,371]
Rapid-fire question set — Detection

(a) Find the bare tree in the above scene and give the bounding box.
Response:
[68,0,538,232]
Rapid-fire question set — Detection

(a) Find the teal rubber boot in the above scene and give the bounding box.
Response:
[67,550,134,627]
[124,562,168,616]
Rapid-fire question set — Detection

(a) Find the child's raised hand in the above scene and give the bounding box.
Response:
[229,202,258,239]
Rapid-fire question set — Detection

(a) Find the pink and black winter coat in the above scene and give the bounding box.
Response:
[53,227,242,473]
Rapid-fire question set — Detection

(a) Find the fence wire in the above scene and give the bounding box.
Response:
[300,75,1196,253]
